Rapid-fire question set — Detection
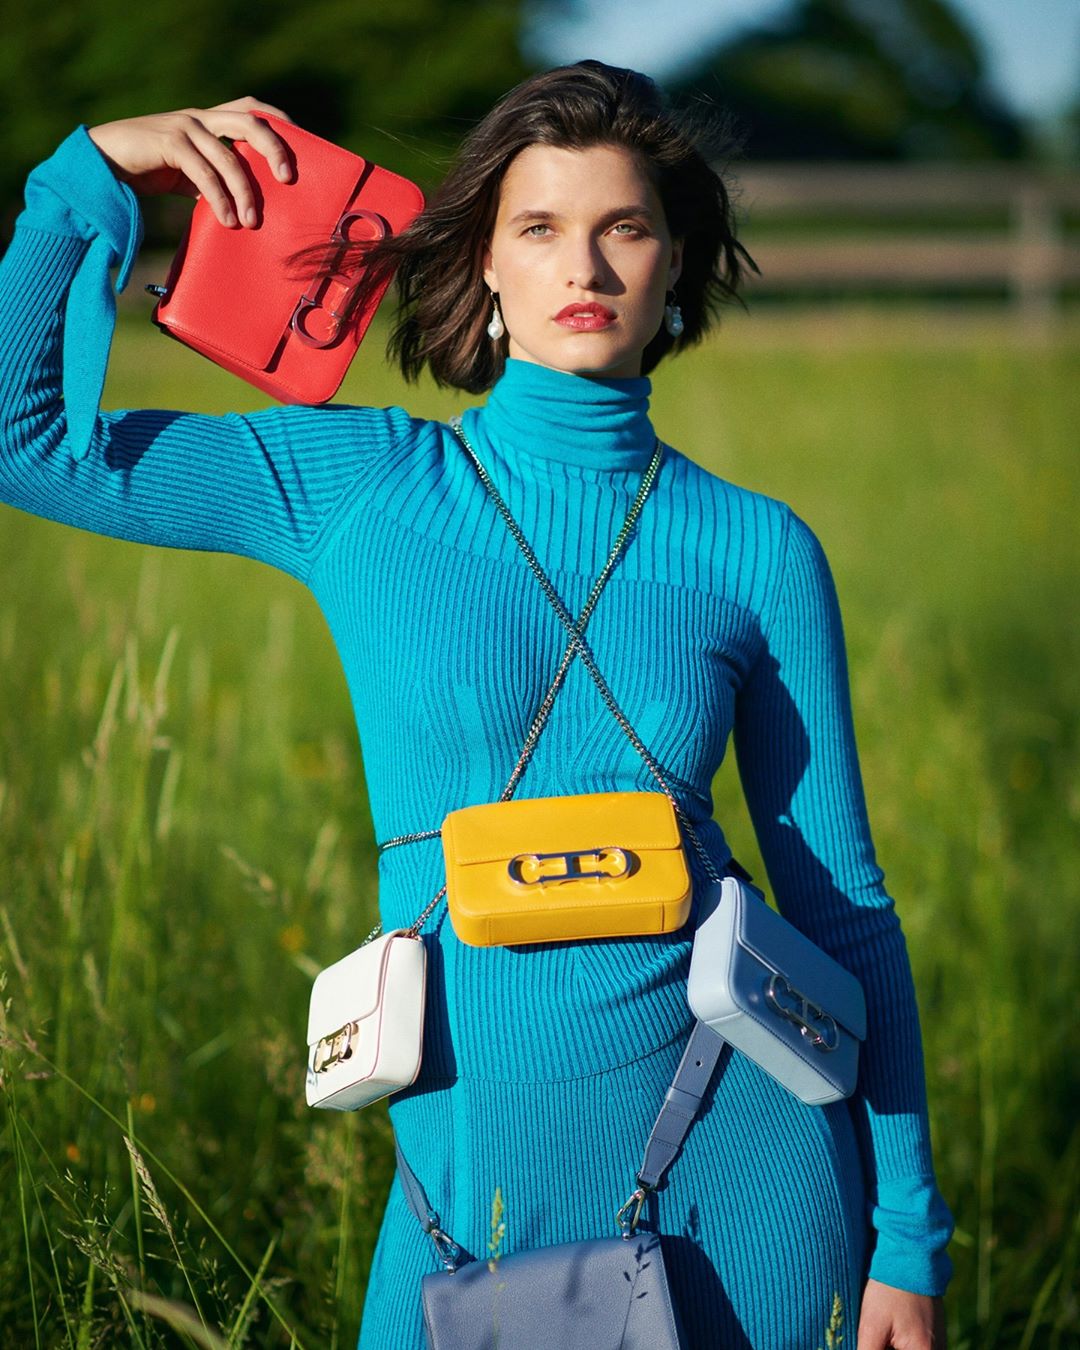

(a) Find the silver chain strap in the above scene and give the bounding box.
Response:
[447,418,725,889]
[392,416,667,939]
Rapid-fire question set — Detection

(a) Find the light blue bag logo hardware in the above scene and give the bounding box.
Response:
[508,846,631,885]
[763,973,840,1052]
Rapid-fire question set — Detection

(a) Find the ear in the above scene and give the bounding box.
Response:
[482,241,497,294]
[668,238,684,290]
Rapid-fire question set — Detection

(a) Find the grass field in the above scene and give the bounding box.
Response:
[1,306,1077,1347]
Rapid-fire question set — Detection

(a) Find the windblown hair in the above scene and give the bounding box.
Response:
[286,60,758,392]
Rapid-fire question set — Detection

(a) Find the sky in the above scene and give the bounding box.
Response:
[524,0,1079,120]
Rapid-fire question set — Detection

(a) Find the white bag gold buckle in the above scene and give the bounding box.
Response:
[312,1020,362,1073]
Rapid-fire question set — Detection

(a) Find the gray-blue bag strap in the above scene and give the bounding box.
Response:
[394,1017,724,1269]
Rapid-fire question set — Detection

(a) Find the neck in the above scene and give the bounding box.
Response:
[473,358,657,472]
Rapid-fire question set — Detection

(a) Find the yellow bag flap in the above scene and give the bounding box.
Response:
[442,790,682,866]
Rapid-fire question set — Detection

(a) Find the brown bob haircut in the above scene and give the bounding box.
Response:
[288,60,758,393]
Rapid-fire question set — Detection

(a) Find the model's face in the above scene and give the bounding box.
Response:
[482,143,684,381]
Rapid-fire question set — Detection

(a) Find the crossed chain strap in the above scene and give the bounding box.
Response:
[381,417,666,939]
[446,416,727,891]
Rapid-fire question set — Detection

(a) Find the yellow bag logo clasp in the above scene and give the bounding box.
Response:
[508,846,631,886]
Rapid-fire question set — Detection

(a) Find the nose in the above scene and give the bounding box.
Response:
[564,231,608,290]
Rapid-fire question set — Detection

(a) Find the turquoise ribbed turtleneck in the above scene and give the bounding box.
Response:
[477,357,657,470]
[1,124,954,1348]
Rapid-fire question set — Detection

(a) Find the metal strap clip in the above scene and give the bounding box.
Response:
[428,1224,464,1273]
[615,1185,649,1239]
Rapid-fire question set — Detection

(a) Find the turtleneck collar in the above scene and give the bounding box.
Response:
[470,357,658,473]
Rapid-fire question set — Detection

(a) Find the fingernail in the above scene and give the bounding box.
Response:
[276,162,291,182]
[244,207,258,227]
[223,209,238,227]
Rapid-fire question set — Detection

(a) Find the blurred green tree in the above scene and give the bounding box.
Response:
[668,0,1026,160]
[1,0,529,237]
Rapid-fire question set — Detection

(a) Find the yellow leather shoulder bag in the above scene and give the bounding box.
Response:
[441,789,691,946]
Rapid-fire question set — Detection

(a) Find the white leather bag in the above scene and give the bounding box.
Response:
[305,929,426,1110]
[688,876,866,1106]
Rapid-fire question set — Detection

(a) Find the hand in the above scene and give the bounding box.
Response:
[87,97,296,228]
[857,1278,946,1349]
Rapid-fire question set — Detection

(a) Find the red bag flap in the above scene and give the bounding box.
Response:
[155,115,423,373]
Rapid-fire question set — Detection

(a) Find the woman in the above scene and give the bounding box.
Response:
[0,62,952,1349]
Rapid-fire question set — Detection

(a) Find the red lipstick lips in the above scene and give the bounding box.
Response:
[555,303,616,330]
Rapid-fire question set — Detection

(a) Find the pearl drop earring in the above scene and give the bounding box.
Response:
[487,294,505,341]
[664,292,684,338]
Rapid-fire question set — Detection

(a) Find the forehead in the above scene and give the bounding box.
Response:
[495,143,662,215]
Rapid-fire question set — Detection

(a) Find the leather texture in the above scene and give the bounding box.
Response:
[440,790,692,946]
[420,1233,685,1350]
[151,112,424,403]
[688,877,866,1105]
[305,929,426,1110]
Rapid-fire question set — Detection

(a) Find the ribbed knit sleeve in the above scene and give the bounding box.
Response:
[733,506,955,1297]
[0,124,408,584]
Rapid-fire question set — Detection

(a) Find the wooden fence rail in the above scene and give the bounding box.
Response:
[732,163,1080,323]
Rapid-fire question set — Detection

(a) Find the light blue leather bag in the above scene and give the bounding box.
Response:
[688,876,867,1106]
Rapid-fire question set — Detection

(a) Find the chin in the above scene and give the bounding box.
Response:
[570,364,641,380]
[512,341,644,381]
[567,356,644,379]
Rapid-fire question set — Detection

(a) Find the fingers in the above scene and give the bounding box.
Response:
[231,110,295,185]
[173,107,295,227]
[205,97,296,185]
[183,119,261,227]
[854,1315,889,1350]
[87,99,298,219]
[199,105,295,182]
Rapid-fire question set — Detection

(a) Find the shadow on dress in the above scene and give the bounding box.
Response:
[660,1233,753,1350]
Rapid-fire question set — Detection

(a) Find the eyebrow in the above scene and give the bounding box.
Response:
[505,205,657,226]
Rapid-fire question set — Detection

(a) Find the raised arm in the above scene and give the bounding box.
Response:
[0,102,404,586]
[732,506,955,1301]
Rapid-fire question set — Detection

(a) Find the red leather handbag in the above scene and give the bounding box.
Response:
[147,112,425,403]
